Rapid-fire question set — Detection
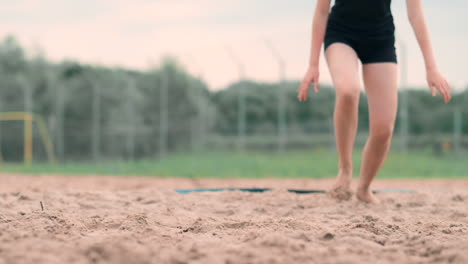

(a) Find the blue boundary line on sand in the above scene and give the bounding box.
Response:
[175,188,272,194]
[175,188,415,194]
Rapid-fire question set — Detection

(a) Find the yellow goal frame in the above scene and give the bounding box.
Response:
[0,112,56,165]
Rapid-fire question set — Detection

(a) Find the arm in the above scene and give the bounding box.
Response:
[298,0,331,101]
[406,0,451,102]
[308,0,331,67]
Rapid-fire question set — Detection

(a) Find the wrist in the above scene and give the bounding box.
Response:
[425,64,438,73]
[309,62,319,69]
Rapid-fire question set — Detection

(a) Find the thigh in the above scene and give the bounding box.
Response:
[325,43,361,93]
[362,63,399,127]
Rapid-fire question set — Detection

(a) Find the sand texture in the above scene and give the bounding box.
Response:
[1,174,468,264]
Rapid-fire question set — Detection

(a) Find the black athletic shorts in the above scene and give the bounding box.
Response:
[324,18,398,64]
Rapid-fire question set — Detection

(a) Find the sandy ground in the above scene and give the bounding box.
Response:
[1,173,467,264]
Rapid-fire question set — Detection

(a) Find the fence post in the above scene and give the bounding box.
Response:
[159,72,169,157]
[92,81,101,162]
[126,76,136,160]
[265,40,287,152]
[54,77,65,162]
[21,76,33,164]
[454,106,462,154]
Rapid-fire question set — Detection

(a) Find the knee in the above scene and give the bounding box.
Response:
[335,81,360,104]
[371,123,394,143]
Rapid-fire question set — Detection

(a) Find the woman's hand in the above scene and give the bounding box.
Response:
[298,66,320,101]
[426,68,451,103]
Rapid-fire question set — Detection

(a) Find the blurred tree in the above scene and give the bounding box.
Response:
[0,36,465,161]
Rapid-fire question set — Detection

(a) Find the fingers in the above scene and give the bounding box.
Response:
[436,82,446,102]
[437,81,450,103]
[300,86,309,101]
[429,76,452,103]
[297,81,309,102]
[298,74,319,101]
[429,83,437,97]
[444,79,452,102]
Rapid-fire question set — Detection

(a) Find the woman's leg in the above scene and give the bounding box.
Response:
[325,43,361,200]
[358,63,398,203]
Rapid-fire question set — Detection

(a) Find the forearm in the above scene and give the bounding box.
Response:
[407,2,438,71]
[308,6,329,67]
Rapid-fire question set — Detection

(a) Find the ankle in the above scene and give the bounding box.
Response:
[356,185,371,194]
[338,166,353,176]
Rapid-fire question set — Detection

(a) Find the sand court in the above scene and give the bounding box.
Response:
[1,174,467,264]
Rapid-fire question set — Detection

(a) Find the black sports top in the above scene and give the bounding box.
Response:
[328,0,394,30]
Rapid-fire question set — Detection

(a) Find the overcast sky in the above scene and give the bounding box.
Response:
[1,0,467,90]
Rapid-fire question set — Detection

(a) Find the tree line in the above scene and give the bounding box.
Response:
[0,36,466,161]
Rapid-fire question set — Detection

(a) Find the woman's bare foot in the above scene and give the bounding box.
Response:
[356,188,380,204]
[328,169,353,201]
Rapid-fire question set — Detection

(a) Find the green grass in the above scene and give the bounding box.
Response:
[0,149,466,178]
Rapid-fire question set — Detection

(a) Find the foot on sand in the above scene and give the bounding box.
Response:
[328,186,353,201]
[356,188,380,204]
[328,174,353,201]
